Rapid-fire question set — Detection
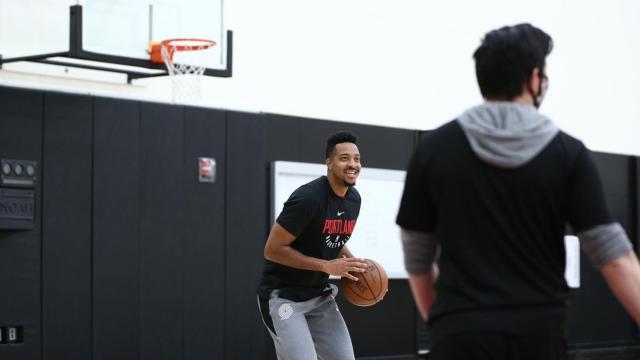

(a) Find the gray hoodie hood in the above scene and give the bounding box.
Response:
[457,102,559,168]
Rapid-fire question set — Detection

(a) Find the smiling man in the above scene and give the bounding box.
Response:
[257,131,369,360]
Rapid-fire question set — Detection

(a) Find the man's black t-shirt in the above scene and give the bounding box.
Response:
[259,176,361,301]
[396,120,612,345]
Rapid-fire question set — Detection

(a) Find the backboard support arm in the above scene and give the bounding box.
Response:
[0,5,233,83]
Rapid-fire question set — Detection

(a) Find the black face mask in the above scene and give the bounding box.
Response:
[532,72,548,109]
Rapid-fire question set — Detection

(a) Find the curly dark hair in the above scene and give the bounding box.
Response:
[325,131,358,159]
[473,23,553,100]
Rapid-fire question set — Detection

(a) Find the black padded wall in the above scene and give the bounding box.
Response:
[225,111,268,360]
[333,280,418,359]
[567,152,639,347]
[92,100,228,360]
[139,103,185,360]
[263,113,301,358]
[265,114,301,162]
[0,87,43,360]
[42,93,93,360]
[292,116,415,171]
[182,107,226,359]
[2,84,640,360]
[267,112,418,170]
[92,97,140,360]
[224,112,267,359]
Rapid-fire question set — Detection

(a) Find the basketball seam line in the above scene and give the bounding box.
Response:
[361,265,379,300]
[345,263,381,304]
[345,280,376,303]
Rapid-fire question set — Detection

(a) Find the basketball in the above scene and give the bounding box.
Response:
[340,258,388,306]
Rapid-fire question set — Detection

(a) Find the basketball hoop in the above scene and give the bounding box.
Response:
[149,38,216,103]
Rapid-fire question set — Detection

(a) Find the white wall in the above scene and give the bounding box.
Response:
[1,0,639,155]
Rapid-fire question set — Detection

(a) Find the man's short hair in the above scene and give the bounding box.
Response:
[473,23,553,100]
[326,131,358,159]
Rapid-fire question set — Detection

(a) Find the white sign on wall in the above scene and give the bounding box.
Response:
[564,235,581,288]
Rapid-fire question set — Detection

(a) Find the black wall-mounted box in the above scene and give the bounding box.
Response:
[0,188,35,230]
[0,326,24,344]
[1,159,38,188]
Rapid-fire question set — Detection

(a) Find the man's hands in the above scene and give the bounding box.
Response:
[265,224,368,280]
[323,256,369,281]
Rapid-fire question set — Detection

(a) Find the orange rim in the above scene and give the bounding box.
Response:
[161,38,216,52]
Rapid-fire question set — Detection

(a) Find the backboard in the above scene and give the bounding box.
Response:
[0,0,231,81]
[83,0,227,71]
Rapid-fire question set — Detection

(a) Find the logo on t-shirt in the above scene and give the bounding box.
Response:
[322,219,356,249]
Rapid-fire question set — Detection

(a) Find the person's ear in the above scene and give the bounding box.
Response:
[528,67,541,96]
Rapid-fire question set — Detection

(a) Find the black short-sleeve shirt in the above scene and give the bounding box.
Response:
[396,120,612,345]
[258,176,361,301]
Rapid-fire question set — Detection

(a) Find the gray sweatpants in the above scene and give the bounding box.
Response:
[257,285,355,360]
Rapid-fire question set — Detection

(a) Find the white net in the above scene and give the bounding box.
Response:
[160,39,215,103]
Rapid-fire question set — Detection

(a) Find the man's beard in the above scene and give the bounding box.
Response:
[343,180,356,187]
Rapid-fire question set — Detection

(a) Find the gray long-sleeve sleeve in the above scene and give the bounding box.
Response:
[578,222,632,267]
[400,227,439,275]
